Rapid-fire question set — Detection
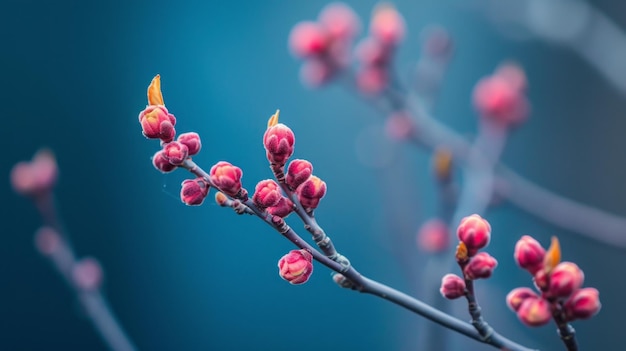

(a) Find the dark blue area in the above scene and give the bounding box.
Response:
[1,0,624,350]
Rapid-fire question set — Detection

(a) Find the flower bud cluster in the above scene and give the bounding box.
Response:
[152,132,202,174]
[507,235,601,327]
[10,149,58,197]
[289,3,360,87]
[355,4,405,95]
[472,63,529,127]
[440,214,497,299]
[263,116,326,213]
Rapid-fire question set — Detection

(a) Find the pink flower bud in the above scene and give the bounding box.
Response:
[548,262,584,298]
[514,235,546,274]
[300,59,334,88]
[253,179,282,209]
[163,141,189,166]
[456,214,491,254]
[180,178,210,206]
[278,249,314,285]
[34,226,61,256]
[356,66,388,95]
[318,3,361,41]
[440,274,466,299]
[72,257,103,291]
[517,297,551,327]
[289,21,328,58]
[506,287,539,312]
[267,197,294,218]
[209,161,243,197]
[177,132,202,156]
[138,105,177,142]
[416,219,449,253]
[564,287,601,320]
[296,175,327,211]
[11,149,58,196]
[263,123,295,166]
[286,159,313,190]
[464,252,498,280]
[152,150,177,173]
[370,4,405,46]
[385,111,415,140]
[496,63,527,92]
[472,75,528,126]
[355,37,390,66]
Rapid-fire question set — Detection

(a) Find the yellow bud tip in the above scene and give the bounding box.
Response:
[267,109,280,128]
[543,236,561,273]
[215,192,228,206]
[455,241,468,261]
[147,74,165,106]
[433,148,453,181]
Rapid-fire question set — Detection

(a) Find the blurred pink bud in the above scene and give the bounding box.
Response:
[180,178,210,206]
[456,214,491,254]
[421,25,453,59]
[72,257,103,291]
[355,37,390,66]
[473,75,528,126]
[253,179,282,209]
[464,252,498,279]
[138,105,177,142]
[289,21,328,58]
[278,249,314,285]
[370,3,405,46]
[300,59,334,88]
[177,132,202,156]
[152,150,177,173]
[11,149,58,196]
[296,175,327,211]
[440,273,466,299]
[34,226,61,256]
[267,197,295,218]
[516,297,551,327]
[356,66,388,95]
[209,161,243,197]
[286,159,313,190]
[385,111,414,140]
[416,219,449,253]
[163,141,189,166]
[564,287,601,320]
[318,3,361,41]
[506,287,539,312]
[514,235,546,274]
[548,262,584,298]
[264,123,295,166]
[496,63,527,92]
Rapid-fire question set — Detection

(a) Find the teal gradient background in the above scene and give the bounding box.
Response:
[1,0,624,350]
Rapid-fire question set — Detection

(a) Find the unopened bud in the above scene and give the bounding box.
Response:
[506,287,539,312]
[517,297,551,327]
[564,287,601,321]
[548,262,584,298]
[440,273,466,299]
[278,249,314,285]
[209,161,244,198]
[463,252,498,280]
[456,214,491,255]
[514,235,546,274]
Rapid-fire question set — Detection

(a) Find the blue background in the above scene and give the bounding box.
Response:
[1,0,624,350]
